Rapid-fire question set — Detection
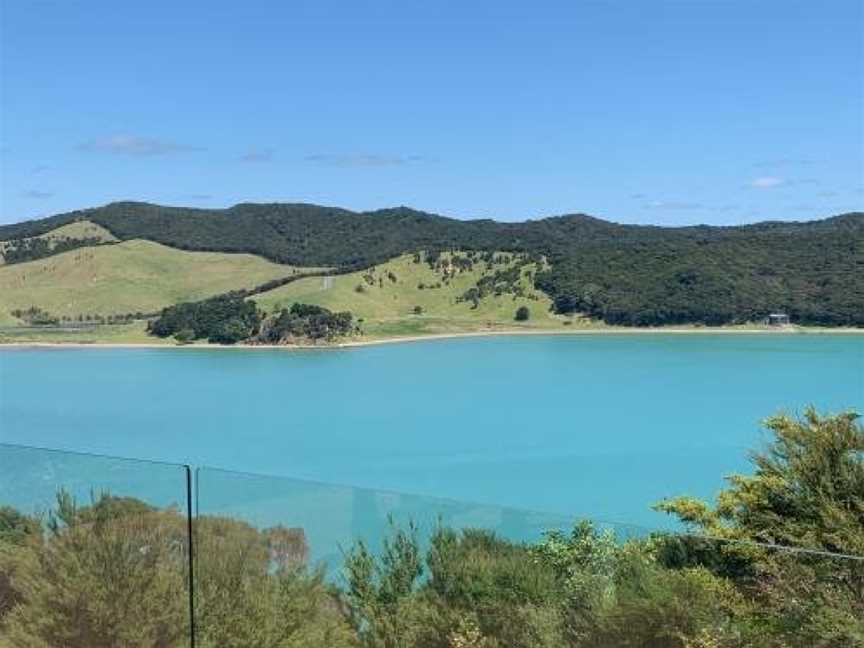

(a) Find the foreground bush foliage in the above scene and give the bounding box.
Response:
[0,495,190,647]
[194,517,356,647]
[0,408,861,646]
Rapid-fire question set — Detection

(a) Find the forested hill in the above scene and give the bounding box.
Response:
[2,202,862,326]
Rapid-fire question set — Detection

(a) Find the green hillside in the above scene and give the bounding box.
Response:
[0,220,118,265]
[2,202,862,327]
[254,251,573,337]
[0,219,116,251]
[0,238,311,325]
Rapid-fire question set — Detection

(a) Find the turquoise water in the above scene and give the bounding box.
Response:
[1,334,861,530]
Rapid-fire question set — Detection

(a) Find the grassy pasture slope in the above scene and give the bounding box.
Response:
[0,220,118,264]
[254,252,582,337]
[0,239,310,323]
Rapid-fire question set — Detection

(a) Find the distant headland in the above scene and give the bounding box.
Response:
[0,202,861,346]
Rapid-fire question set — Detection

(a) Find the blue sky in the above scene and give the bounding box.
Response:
[1,0,861,225]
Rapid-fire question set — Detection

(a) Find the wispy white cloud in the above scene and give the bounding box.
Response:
[750,176,785,188]
[240,148,275,163]
[79,134,202,156]
[305,153,426,168]
[748,176,818,189]
[22,189,53,199]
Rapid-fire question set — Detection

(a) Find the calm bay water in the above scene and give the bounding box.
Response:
[1,334,861,530]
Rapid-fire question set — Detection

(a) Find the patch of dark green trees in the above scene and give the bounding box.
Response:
[148,295,355,344]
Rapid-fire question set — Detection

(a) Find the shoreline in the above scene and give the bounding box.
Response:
[2,325,862,351]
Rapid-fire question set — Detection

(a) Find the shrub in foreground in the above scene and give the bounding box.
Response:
[0,408,860,646]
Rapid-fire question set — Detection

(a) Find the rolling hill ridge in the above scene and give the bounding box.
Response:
[1,202,862,327]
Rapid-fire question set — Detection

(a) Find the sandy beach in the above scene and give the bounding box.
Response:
[2,325,862,352]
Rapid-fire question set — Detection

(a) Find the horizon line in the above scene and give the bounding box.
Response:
[2,199,861,230]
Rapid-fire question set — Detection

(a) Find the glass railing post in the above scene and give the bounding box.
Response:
[184,464,196,648]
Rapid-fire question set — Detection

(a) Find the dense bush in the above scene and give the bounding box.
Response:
[0,493,353,648]
[3,203,861,326]
[148,294,261,344]
[654,407,864,646]
[0,493,191,647]
[194,517,355,647]
[149,297,356,345]
[257,303,355,343]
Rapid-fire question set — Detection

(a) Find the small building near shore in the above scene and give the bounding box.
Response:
[765,312,791,327]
